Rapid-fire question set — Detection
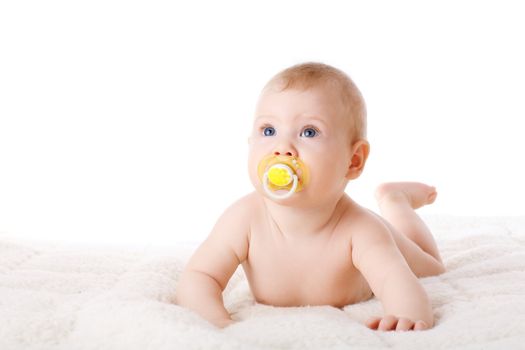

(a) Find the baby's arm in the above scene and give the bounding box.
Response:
[175,198,250,328]
[351,219,433,331]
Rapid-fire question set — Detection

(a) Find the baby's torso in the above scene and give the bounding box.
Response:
[242,196,373,308]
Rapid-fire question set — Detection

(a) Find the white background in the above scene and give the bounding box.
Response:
[1,1,524,247]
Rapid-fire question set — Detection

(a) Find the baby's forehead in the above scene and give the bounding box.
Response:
[256,85,349,123]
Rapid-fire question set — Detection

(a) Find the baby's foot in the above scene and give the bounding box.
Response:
[374,182,437,210]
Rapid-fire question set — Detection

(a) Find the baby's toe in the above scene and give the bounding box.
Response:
[378,315,398,331]
[365,317,381,330]
[414,320,429,331]
[395,318,415,331]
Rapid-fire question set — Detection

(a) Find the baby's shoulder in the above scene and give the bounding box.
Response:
[219,192,262,226]
[207,193,258,252]
[340,204,396,254]
[225,191,261,214]
[339,202,384,231]
[338,203,391,245]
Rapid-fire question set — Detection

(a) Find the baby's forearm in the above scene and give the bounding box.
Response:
[175,270,233,327]
[379,269,434,327]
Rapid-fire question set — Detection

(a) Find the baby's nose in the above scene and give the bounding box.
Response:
[274,150,295,157]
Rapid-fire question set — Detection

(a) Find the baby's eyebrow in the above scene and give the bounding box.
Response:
[255,114,277,121]
[295,115,329,128]
[255,115,329,128]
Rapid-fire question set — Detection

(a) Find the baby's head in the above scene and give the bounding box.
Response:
[248,62,370,206]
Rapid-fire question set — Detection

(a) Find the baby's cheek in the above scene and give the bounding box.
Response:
[247,157,261,187]
[311,160,347,187]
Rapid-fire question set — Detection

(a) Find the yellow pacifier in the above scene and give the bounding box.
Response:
[257,154,310,200]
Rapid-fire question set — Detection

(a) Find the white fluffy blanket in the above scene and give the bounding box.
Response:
[1,215,525,350]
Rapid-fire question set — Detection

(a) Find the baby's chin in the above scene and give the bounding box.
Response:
[256,188,313,207]
[255,185,346,209]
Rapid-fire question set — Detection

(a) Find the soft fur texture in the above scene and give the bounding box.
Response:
[1,215,524,349]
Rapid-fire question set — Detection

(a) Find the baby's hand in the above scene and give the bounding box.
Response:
[365,315,429,331]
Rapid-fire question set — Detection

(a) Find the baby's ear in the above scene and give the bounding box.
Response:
[346,139,370,180]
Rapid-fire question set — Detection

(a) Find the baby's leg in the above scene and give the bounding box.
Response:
[374,182,445,277]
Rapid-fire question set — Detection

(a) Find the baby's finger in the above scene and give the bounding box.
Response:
[413,320,429,331]
[395,318,415,331]
[365,317,382,330]
[378,315,398,331]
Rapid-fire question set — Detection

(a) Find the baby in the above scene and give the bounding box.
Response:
[175,62,446,332]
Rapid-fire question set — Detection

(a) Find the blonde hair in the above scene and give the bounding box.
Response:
[263,62,367,142]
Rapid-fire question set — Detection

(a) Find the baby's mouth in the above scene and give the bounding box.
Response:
[257,155,310,200]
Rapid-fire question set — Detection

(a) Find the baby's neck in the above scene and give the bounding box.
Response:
[262,193,351,239]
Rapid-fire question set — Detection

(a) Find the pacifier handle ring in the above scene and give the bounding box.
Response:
[262,172,299,200]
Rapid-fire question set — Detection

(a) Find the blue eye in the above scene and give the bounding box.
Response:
[301,127,318,138]
[263,126,276,136]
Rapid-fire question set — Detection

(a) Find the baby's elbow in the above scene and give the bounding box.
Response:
[174,272,194,305]
[431,261,446,277]
[173,283,186,306]
[175,282,198,308]
[419,261,446,278]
